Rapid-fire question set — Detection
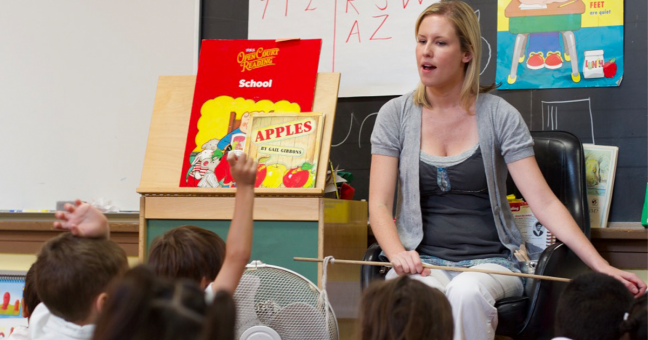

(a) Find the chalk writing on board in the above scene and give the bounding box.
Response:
[473,9,492,76]
[481,36,492,75]
[332,112,355,147]
[250,2,494,97]
[541,98,595,144]
[331,111,378,149]
[250,0,435,97]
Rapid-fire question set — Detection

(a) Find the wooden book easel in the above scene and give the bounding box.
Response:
[137,73,341,196]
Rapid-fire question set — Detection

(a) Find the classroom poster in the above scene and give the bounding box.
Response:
[179,39,321,188]
[496,0,624,89]
[0,276,27,338]
[245,113,324,189]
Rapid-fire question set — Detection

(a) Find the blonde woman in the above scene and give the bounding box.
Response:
[368,1,646,340]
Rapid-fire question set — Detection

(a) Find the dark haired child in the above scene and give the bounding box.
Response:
[92,265,237,340]
[621,293,647,340]
[176,152,257,298]
[552,272,635,340]
[148,225,226,289]
[27,204,128,340]
[359,275,454,340]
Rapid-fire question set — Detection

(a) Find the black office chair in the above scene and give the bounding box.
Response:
[361,131,591,340]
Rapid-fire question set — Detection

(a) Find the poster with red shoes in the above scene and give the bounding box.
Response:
[179,39,322,188]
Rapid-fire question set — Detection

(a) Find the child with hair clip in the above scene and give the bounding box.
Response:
[552,272,635,340]
[89,153,256,340]
[359,275,454,340]
[620,293,647,340]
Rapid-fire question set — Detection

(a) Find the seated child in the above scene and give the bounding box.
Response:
[29,201,128,340]
[90,153,257,340]
[359,275,453,340]
[6,263,41,340]
[553,271,635,340]
[92,265,237,340]
[91,265,207,340]
[148,225,225,289]
[620,293,647,340]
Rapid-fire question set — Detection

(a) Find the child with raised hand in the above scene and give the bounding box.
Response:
[90,153,256,340]
[55,152,257,297]
[204,152,257,296]
[29,206,128,340]
[359,275,454,340]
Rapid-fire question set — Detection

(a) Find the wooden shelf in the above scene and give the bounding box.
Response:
[591,223,647,269]
[0,213,139,256]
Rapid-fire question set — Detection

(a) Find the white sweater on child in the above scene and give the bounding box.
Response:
[6,325,30,340]
[28,304,94,340]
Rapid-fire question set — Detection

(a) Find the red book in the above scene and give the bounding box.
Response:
[179,39,321,187]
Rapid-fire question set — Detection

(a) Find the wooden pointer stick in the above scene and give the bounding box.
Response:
[294,257,570,283]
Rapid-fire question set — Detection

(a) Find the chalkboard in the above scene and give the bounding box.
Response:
[202,0,647,222]
[0,1,200,211]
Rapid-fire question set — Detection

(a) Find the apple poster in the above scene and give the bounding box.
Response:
[495,0,624,89]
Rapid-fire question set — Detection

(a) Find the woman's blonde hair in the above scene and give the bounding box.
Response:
[413,0,496,110]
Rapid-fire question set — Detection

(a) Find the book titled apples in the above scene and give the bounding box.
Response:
[245,112,325,189]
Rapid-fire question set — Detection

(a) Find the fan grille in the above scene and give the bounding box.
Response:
[233,264,338,340]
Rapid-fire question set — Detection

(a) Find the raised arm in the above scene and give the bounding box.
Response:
[53,199,109,239]
[369,154,429,276]
[508,156,646,296]
[211,152,257,294]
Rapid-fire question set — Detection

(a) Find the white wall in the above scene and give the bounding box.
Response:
[0,0,199,211]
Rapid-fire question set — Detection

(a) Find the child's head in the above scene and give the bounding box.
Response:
[555,272,635,340]
[34,233,128,323]
[359,276,453,340]
[621,293,647,340]
[92,265,208,340]
[147,225,226,288]
[22,263,41,319]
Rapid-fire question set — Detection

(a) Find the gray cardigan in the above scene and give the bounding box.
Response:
[370,92,535,255]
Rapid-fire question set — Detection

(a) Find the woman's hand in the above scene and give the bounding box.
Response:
[596,264,647,298]
[389,250,431,276]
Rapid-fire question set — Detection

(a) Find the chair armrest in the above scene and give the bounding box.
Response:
[361,242,388,290]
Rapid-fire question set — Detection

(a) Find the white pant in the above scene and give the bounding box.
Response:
[385,263,524,340]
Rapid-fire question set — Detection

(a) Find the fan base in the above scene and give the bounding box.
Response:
[240,325,282,340]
